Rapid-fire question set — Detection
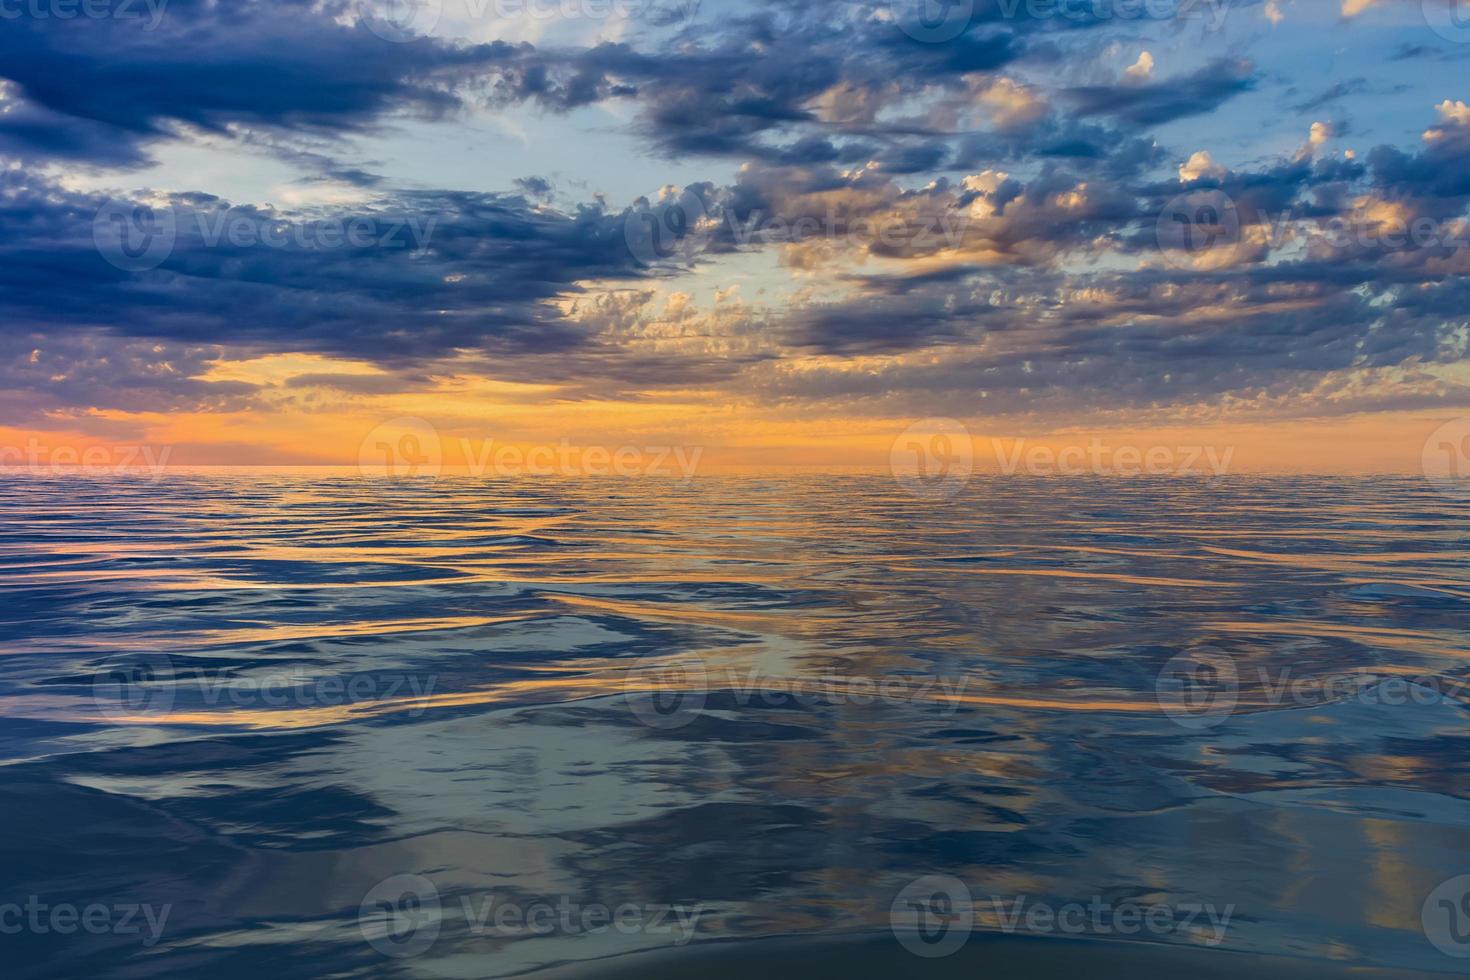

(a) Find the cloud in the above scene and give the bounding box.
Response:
[1179,150,1228,183]
[0,0,535,168]
[1290,79,1370,114]
[1067,59,1256,127]
[977,77,1049,132]
[1369,100,1470,202]
[1124,52,1156,84]
[3,1,1468,432]
[0,170,682,369]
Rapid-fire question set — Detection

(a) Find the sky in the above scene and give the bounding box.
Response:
[1,0,1469,473]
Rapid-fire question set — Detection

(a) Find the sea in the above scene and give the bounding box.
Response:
[1,472,1467,978]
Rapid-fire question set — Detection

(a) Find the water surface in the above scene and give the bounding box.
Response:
[1,474,1467,977]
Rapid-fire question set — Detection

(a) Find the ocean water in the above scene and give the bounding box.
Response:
[1,473,1467,978]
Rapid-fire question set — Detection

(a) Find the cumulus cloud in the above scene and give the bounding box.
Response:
[1,0,1466,429]
[1124,52,1156,84]
[1179,150,1228,183]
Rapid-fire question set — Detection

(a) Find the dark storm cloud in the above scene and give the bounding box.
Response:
[0,0,1239,176]
[472,2,1150,165]
[0,170,664,364]
[0,0,529,167]
[955,119,1164,178]
[0,169,752,413]
[784,292,998,354]
[0,1,997,171]
[1066,59,1256,126]
[1369,111,1470,204]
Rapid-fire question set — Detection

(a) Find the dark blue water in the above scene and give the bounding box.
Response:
[1,474,1467,977]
